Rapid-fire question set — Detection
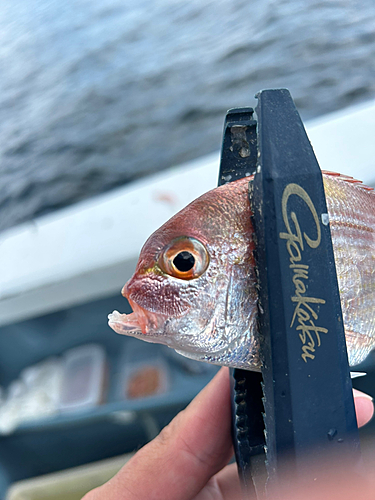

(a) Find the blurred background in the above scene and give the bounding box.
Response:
[1,0,375,498]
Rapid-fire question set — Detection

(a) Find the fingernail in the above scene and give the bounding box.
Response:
[361,394,374,402]
[353,389,373,401]
[358,394,373,402]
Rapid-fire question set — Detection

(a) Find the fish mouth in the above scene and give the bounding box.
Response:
[108,299,167,338]
[108,309,143,335]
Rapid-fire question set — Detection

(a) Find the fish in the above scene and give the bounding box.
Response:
[108,172,375,370]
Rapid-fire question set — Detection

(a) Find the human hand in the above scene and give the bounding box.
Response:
[83,368,374,500]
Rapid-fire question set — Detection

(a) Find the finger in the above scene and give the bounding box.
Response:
[83,367,233,500]
[353,389,374,427]
[192,463,243,500]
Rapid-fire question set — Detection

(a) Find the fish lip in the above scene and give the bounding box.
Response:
[108,310,171,345]
[108,298,168,337]
[108,310,143,335]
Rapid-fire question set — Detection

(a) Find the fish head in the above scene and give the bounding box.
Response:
[108,179,261,369]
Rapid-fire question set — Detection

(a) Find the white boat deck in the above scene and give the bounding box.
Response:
[1,100,375,327]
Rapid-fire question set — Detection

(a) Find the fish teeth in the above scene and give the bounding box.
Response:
[108,310,123,321]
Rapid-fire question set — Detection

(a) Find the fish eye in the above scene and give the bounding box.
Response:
[159,237,209,280]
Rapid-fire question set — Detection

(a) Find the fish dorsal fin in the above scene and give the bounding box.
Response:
[322,171,374,191]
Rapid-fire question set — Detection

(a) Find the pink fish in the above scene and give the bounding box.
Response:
[108,172,375,370]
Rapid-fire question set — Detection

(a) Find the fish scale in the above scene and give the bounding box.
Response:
[323,173,375,366]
